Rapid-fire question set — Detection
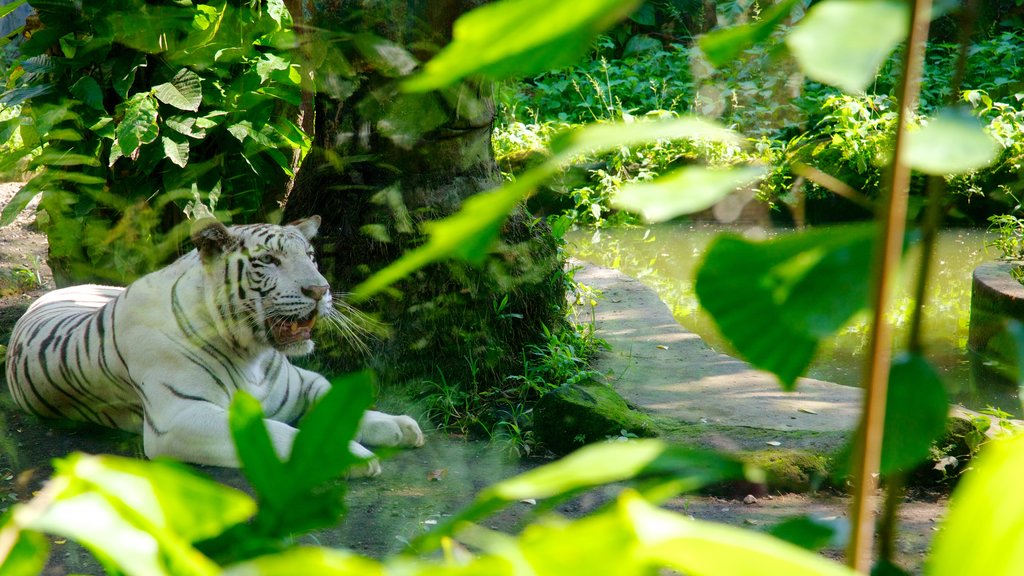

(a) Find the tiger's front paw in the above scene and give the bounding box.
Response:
[347,441,382,478]
[360,412,425,448]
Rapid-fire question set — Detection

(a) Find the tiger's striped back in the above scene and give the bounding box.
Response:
[6,285,144,431]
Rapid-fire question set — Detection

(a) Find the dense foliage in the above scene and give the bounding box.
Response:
[0,0,306,285]
[2,0,1024,575]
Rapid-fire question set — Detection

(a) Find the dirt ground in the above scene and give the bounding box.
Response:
[0,183,947,574]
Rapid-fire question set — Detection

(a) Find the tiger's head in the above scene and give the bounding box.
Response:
[191,216,331,356]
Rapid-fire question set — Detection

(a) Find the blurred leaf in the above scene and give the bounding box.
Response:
[60,454,256,543]
[0,0,27,20]
[626,494,858,576]
[879,354,949,474]
[0,175,44,226]
[695,225,875,388]
[115,93,159,157]
[769,515,847,552]
[287,371,375,488]
[223,548,384,576]
[785,0,908,94]
[404,0,641,91]
[353,117,736,301]
[152,68,203,112]
[353,34,418,78]
[0,528,49,576]
[700,0,802,67]
[412,439,755,552]
[928,433,1024,575]
[905,109,1001,175]
[614,165,765,221]
[550,117,738,159]
[230,391,290,510]
[623,34,662,56]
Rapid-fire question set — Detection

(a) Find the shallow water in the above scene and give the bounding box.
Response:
[568,223,1020,417]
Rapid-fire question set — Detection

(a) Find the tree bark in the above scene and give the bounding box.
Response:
[284,1,567,398]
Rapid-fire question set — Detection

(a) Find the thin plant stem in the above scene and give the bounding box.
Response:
[846,0,933,571]
[877,0,980,564]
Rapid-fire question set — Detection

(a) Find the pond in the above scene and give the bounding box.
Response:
[568,223,1020,417]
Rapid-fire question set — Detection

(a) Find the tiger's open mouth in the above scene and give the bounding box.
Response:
[269,311,317,345]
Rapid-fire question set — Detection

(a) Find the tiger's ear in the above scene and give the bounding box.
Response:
[289,215,321,240]
[191,218,235,261]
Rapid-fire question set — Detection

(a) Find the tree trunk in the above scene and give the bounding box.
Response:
[284,1,567,411]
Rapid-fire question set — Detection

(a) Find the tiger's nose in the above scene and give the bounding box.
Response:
[302,284,329,302]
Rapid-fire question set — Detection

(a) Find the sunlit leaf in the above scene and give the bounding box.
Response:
[0,527,48,576]
[695,225,875,388]
[412,440,755,552]
[353,117,735,301]
[0,174,44,226]
[222,548,384,576]
[785,0,908,94]
[905,109,1001,175]
[59,454,256,543]
[928,434,1024,575]
[624,493,858,576]
[353,33,418,78]
[549,117,738,159]
[115,93,159,157]
[162,135,190,168]
[614,165,765,221]
[153,68,203,111]
[699,0,802,67]
[404,0,641,91]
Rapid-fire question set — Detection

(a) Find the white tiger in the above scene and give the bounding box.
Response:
[4,216,423,476]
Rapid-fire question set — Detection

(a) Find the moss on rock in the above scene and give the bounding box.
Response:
[744,449,831,493]
[534,382,658,455]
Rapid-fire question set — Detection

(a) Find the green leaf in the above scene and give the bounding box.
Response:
[614,165,765,221]
[0,527,48,576]
[69,76,105,111]
[115,93,159,157]
[624,493,858,576]
[222,548,384,576]
[0,174,44,226]
[152,68,203,112]
[699,0,802,67]
[352,117,736,301]
[111,52,147,99]
[230,392,290,510]
[905,108,1001,175]
[255,53,291,84]
[785,0,909,94]
[879,354,949,474]
[0,0,27,20]
[769,515,845,552]
[60,454,256,543]
[411,439,754,552]
[695,225,875,388]
[404,0,641,92]
[162,135,190,168]
[166,115,207,139]
[286,372,375,488]
[928,433,1024,575]
[550,116,738,159]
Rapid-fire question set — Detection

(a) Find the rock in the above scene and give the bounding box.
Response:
[743,494,757,505]
[534,382,658,455]
[745,449,830,493]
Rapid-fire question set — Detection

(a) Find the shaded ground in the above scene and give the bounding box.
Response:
[0,184,945,574]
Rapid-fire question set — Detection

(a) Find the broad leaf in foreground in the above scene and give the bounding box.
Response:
[905,108,1001,175]
[695,225,875,388]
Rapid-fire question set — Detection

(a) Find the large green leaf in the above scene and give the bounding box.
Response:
[0,527,48,576]
[699,0,802,67]
[928,433,1024,575]
[411,439,755,552]
[352,117,736,301]
[905,108,1001,175]
[695,225,875,388]
[404,0,641,92]
[223,548,384,576]
[230,392,290,510]
[152,68,203,112]
[614,165,765,221]
[625,493,857,576]
[785,0,908,94]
